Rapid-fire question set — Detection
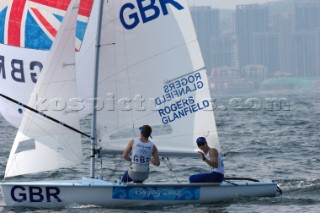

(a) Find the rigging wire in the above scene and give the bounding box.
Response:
[0,93,93,139]
[162,156,180,183]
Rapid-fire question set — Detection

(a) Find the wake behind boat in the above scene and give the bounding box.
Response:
[0,0,280,208]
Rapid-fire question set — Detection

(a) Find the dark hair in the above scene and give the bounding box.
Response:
[139,125,152,138]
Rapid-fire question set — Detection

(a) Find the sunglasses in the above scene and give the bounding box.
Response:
[197,142,206,147]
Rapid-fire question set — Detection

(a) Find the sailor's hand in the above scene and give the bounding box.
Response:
[197,151,205,160]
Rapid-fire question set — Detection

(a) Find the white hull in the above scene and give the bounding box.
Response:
[1,178,278,208]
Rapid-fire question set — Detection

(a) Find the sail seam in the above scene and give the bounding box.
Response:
[98,39,200,82]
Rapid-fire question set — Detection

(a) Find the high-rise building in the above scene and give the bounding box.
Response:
[211,35,238,69]
[294,3,320,77]
[190,6,220,73]
[191,7,237,72]
[235,4,269,69]
[295,3,320,31]
[294,31,320,77]
[253,33,280,75]
[273,14,295,76]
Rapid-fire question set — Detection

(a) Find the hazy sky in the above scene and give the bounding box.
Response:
[188,0,281,9]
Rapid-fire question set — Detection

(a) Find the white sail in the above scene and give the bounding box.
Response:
[0,0,95,128]
[96,0,220,155]
[5,0,81,178]
[0,44,47,127]
[75,0,99,107]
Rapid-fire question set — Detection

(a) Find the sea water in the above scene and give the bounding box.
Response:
[0,92,319,212]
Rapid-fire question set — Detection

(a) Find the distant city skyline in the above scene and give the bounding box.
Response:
[190,1,320,93]
[188,0,281,9]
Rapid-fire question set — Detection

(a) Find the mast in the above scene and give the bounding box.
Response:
[90,0,105,178]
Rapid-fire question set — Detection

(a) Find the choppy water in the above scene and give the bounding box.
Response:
[0,92,319,212]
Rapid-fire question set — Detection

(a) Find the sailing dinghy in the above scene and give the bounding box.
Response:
[1,0,280,208]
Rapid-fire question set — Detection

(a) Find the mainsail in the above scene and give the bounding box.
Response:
[5,0,81,178]
[95,0,220,155]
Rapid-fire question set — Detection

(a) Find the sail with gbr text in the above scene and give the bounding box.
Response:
[0,0,95,127]
[95,0,220,155]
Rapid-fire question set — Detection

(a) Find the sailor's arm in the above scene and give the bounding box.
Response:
[150,145,160,166]
[204,149,218,168]
[122,139,134,161]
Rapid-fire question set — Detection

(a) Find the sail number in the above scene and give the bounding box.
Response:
[0,55,43,84]
[120,0,184,30]
[10,186,62,203]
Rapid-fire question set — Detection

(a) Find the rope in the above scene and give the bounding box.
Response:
[162,156,180,183]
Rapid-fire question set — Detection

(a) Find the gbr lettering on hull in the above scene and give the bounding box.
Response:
[10,185,62,203]
[0,55,43,84]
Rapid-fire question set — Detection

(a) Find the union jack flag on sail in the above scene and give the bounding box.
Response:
[0,0,93,50]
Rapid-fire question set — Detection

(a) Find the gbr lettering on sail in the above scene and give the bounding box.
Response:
[120,0,184,30]
[0,54,43,84]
